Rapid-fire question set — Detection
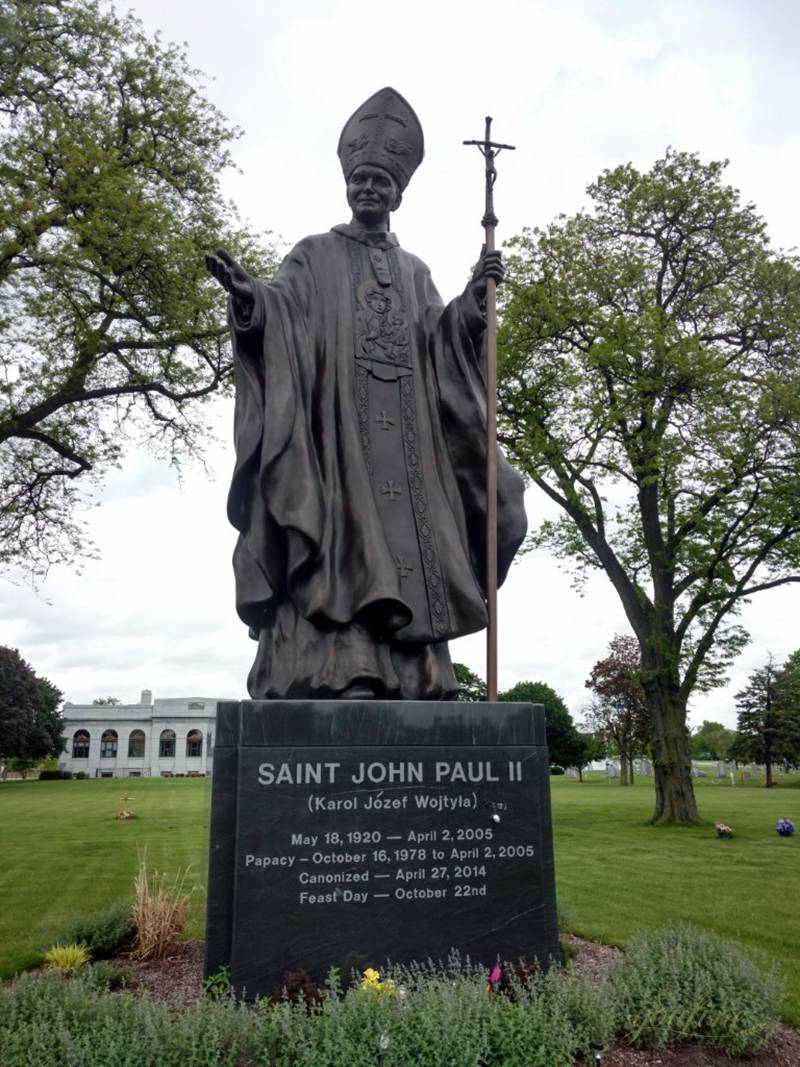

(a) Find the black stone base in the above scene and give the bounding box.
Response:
[204,700,559,999]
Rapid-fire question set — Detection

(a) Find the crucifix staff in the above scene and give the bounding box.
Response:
[463,117,515,702]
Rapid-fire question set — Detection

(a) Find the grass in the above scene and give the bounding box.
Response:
[0,777,210,978]
[552,772,800,1024]
[1,771,798,1023]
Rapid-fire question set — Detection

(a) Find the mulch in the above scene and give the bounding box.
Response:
[40,938,800,1065]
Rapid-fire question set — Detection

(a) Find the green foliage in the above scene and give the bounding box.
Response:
[452,662,486,701]
[85,961,131,992]
[731,655,800,779]
[0,646,64,763]
[48,901,134,960]
[38,768,71,779]
[499,148,800,821]
[0,933,786,1063]
[254,957,613,1067]
[0,0,278,580]
[690,720,736,760]
[485,970,611,1067]
[203,965,232,1001]
[43,943,89,976]
[499,680,585,769]
[0,971,253,1067]
[609,924,781,1055]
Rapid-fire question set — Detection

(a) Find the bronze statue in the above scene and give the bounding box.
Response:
[206,88,526,700]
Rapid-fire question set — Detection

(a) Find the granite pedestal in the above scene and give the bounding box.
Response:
[205,700,558,998]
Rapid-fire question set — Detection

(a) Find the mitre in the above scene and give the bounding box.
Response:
[337,87,424,192]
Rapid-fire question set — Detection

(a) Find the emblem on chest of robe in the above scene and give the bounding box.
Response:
[355,281,411,369]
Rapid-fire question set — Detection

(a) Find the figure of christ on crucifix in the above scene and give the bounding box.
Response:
[206,87,526,701]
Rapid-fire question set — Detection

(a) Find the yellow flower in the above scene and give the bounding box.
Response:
[360,968,397,1000]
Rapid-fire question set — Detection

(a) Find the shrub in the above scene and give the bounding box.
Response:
[0,972,253,1067]
[130,859,193,960]
[0,958,614,1067]
[253,955,613,1067]
[609,924,781,1055]
[38,769,72,780]
[486,968,613,1066]
[43,944,89,976]
[75,771,87,780]
[48,902,134,960]
[86,962,131,992]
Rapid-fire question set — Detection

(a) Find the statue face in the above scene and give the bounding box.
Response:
[347,165,399,225]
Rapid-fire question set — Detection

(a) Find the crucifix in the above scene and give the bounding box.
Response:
[463,117,515,702]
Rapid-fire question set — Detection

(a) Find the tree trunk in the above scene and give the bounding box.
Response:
[619,753,629,786]
[648,684,701,823]
[628,755,635,785]
[765,759,774,788]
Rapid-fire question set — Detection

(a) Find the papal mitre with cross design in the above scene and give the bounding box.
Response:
[337,87,424,193]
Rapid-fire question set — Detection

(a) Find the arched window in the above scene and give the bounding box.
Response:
[159,729,176,758]
[72,730,90,759]
[128,730,145,758]
[186,729,203,758]
[100,729,118,758]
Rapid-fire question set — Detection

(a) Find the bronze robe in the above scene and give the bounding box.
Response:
[228,223,526,699]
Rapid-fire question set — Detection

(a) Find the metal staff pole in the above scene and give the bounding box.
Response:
[463,117,515,701]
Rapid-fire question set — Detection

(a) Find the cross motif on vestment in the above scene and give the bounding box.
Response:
[395,555,414,578]
[375,411,395,430]
[381,480,402,501]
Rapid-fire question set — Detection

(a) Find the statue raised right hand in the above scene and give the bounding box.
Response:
[205,248,255,318]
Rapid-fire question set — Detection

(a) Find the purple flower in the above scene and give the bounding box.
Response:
[776,818,795,837]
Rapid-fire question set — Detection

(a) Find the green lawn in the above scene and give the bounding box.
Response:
[1,773,798,1023]
[0,777,211,977]
[552,773,800,1024]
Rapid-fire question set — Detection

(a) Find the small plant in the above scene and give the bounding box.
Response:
[776,817,795,837]
[359,966,396,1000]
[204,965,232,1001]
[44,943,89,976]
[87,961,131,991]
[130,857,193,960]
[48,901,134,960]
[715,821,733,838]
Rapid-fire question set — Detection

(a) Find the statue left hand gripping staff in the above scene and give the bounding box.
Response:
[207,88,526,701]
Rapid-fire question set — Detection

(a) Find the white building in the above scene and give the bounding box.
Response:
[58,690,230,778]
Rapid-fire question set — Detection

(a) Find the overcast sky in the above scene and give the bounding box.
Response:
[3,0,799,727]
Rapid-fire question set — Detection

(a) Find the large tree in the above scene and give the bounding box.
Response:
[499,680,585,770]
[0,645,64,766]
[0,0,276,580]
[730,653,800,785]
[584,634,651,786]
[689,719,735,761]
[498,150,800,822]
[452,663,487,702]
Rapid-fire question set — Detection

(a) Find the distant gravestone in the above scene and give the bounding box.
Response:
[607,761,618,779]
[205,700,559,999]
[565,767,578,779]
[718,761,728,778]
